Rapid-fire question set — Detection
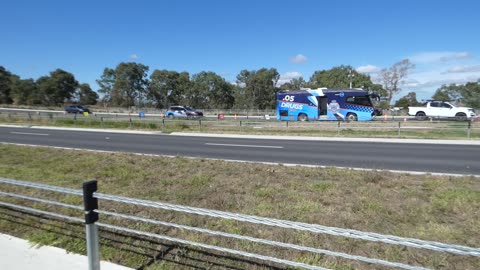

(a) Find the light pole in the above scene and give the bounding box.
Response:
[165,89,173,109]
[348,69,355,89]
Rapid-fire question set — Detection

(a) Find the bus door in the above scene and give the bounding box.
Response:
[317,96,328,117]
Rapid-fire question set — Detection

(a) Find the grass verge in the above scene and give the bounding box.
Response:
[0,144,479,269]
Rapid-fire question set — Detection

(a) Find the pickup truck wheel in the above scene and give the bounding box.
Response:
[415,112,426,121]
[455,113,467,121]
[297,113,308,122]
[346,113,358,122]
[168,114,174,119]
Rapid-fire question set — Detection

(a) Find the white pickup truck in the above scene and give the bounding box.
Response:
[408,101,476,121]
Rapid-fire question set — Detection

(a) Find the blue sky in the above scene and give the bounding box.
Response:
[2,0,480,102]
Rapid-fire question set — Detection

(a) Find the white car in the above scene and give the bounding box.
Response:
[165,106,203,119]
[408,101,476,121]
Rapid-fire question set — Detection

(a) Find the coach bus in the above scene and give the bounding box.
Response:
[276,88,380,121]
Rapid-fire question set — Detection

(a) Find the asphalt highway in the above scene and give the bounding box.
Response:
[1,126,479,176]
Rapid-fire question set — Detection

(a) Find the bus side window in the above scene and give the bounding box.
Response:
[346,96,371,106]
[279,110,288,116]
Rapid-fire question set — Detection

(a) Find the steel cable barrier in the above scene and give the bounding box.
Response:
[1,177,479,270]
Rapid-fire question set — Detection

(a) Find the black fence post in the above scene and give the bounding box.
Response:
[83,180,100,270]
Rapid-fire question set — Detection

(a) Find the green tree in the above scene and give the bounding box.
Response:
[461,81,480,109]
[235,70,255,109]
[378,59,414,106]
[97,63,149,107]
[10,78,38,105]
[280,77,306,90]
[191,71,234,109]
[76,83,98,105]
[433,81,480,109]
[96,68,116,104]
[232,84,249,110]
[37,69,79,106]
[148,70,190,108]
[0,66,14,104]
[113,62,149,107]
[235,68,279,109]
[394,92,421,109]
[308,65,383,93]
[432,84,463,102]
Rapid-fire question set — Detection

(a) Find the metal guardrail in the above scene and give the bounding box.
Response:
[0,106,277,116]
[1,177,480,270]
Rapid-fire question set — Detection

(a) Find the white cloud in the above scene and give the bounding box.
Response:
[356,65,381,74]
[281,71,302,80]
[402,78,421,88]
[446,65,480,73]
[277,71,302,86]
[129,54,139,60]
[409,51,472,64]
[289,54,307,63]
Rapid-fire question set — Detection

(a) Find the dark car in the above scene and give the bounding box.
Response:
[65,105,91,114]
[165,106,203,119]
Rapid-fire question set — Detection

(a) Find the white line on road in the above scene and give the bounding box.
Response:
[10,132,50,136]
[205,143,283,149]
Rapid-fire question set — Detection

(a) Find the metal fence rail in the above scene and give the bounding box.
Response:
[94,192,480,256]
[1,177,480,270]
[1,111,479,140]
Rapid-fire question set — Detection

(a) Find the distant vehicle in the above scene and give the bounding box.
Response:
[276,88,381,122]
[408,100,476,121]
[65,105,91,114]
[165,106,203,119]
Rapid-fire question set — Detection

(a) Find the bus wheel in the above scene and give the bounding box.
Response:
[346,113,358,122]
[298,113,308,122]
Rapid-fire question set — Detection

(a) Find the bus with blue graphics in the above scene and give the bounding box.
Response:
[276,88,380,122]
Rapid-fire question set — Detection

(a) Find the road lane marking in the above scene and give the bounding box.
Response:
[205,143,283,149]
[10,132,50,136]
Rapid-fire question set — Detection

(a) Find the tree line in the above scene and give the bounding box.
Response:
[394,81,480,109]
[0,63,385,109]
[2,60,478,109]
[0,67,98,106]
